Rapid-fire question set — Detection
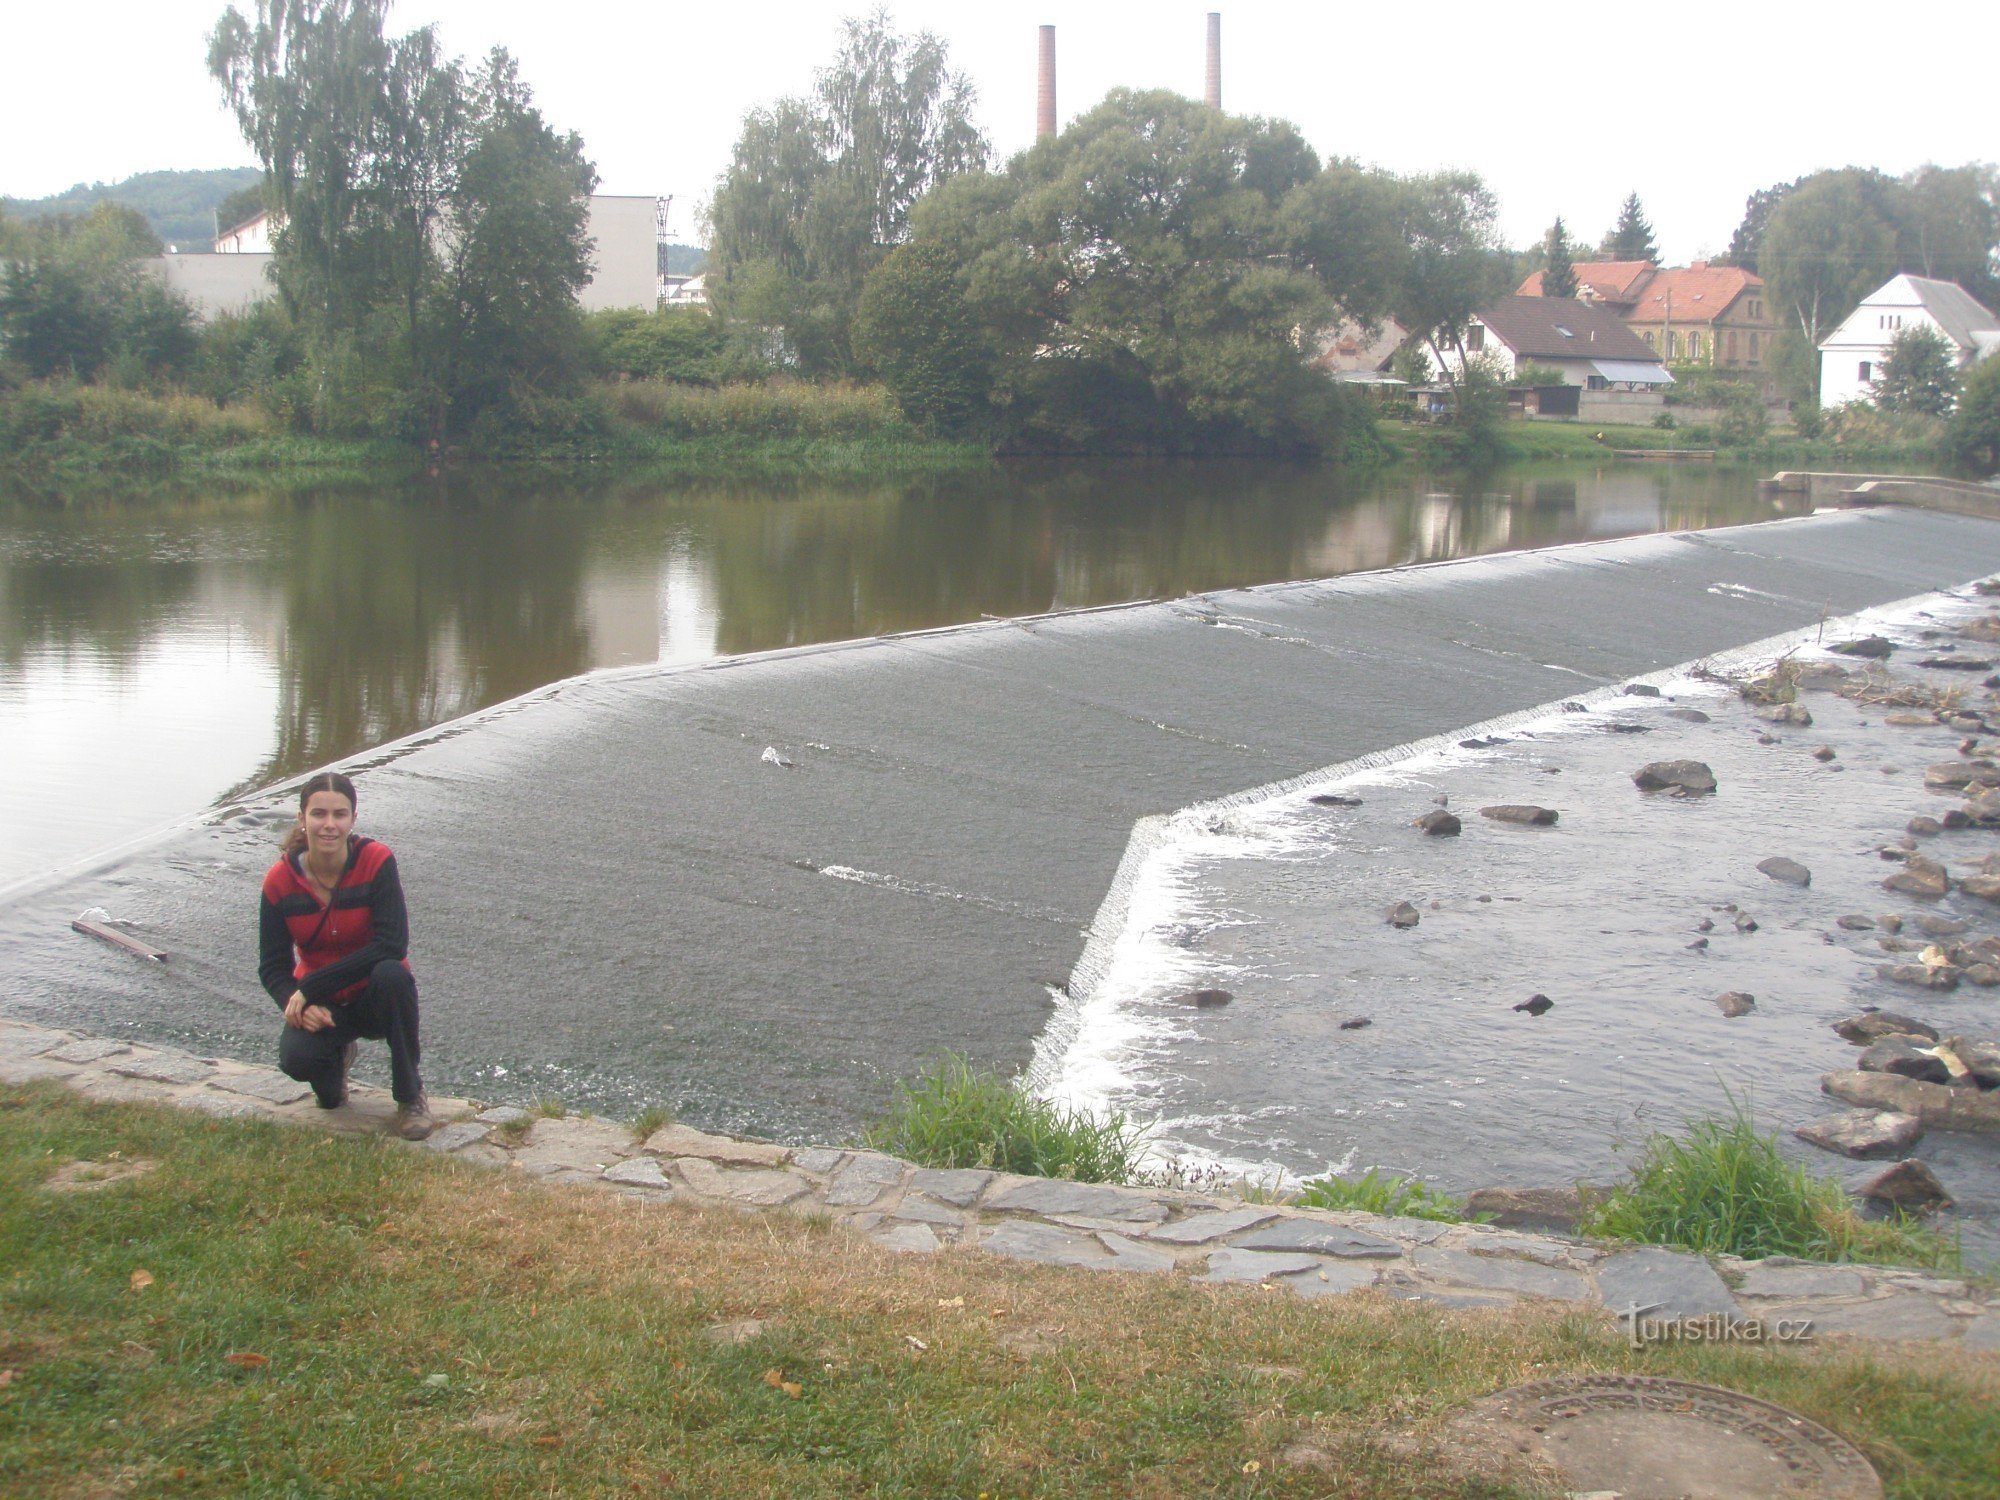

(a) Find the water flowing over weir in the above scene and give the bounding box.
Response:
[9,506,2000,1144]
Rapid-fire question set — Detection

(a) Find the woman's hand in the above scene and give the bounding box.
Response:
[283,992,335,1031]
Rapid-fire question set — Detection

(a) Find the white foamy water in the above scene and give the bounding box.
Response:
[1030,589,2000,1249]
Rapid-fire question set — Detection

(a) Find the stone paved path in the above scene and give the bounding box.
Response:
[5,1015,1995,1354]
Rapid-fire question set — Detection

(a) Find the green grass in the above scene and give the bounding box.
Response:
[631,1104,674,1141]
[3,1084,1997,1498]
[863,1052,1143,1184]
[1580,1107,1960,1269]
[1294,1169,1475,1224]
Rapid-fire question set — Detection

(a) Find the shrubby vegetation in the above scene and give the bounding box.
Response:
[1949,353,2000,473]
[864,1052,1143,1183]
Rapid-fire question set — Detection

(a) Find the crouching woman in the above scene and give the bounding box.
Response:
[258,770,434,1139]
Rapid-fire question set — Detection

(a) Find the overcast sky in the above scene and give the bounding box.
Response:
[5,1,1994,260]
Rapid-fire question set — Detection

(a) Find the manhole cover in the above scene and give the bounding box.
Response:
[1442,1375,1881,1499]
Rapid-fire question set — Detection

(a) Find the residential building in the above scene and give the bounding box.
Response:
[1817,273,2000,409]
[1431,296,1672,420]
[1519,259,1776,373]
[1309,317,1407,383]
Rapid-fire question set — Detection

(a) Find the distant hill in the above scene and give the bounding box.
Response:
[663,243,707,276]
[3,167,263,251]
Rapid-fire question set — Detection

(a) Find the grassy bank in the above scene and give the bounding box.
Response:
[3,1085,1995,1498]
[1377,417,1953,469]
[0,379,988,483]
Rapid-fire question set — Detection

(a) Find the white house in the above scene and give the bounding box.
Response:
[1818,273,2000,408]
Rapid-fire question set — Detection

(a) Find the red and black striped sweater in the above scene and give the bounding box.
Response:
[258,836,411,1008]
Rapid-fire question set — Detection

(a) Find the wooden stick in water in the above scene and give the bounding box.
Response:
[71,919,166,963]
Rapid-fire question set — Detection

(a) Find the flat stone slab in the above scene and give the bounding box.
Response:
[184,1093,266,1120]
[889,1197,964,1227]
[107,1052,214,1086]
[676,1158,809,1208]
[1962,1316,2000,1352]
[985,1179,1170,1223]
[643,1123,789,1167]
[1198,1248,1323,1284]
[906,1167,992,1206]
[46,1039,132,1063]
[1145,1207,1282,1244]
[872,1223,941,1255]
[211,1072,314,1106]
[980,1219,1122,1269]
[1596,1247,1739,1321]
[475,1106,530,1126]
[1095,1231,1177,1274]
[1821,1071,2000,1132]
[823,1152,906,1208]
[601,1157,673,1191]
[1236,1219,1403,1258]
[1413,1246,1590,1301]
[1733,1263,1868,1300]
[1441,1376,1882,1500]
[1367,1215,1455,1245]
[1776,1294,1963,1342]
[423,1121,493,1154]
[0,1058,77,1084]
[1276,1262,1380,1299]
[506,1119,635,1178]
[1452,1232,1582,1267]
[1795,1109,1925,1159]
[0,1032,62,1058]
[791,1147,845,1175]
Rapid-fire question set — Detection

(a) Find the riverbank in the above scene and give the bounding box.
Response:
[1378,416,1955,469]
[3,1055,1995,1495]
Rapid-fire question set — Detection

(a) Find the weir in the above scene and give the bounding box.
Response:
[9,505,2000,1142]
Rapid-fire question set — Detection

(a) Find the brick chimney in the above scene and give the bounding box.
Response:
[1204,13,1221,110]
[1037,25,1057,139]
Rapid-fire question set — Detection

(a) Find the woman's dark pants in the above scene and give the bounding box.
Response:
[278,960,423,1106]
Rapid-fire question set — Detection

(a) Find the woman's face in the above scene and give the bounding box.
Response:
[300,790,355,858]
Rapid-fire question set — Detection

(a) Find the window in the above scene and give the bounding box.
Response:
[1749,332,1759,358]
[1689,332,1703,359]
[1643,330,1655,347]
[1586,375,1607,391]
[1726,331,1737,361]
[1466,324,1485,351]
[1859,361,1872,382]
[1666,331,1680,358]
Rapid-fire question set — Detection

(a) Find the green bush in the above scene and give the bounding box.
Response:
[1293,1168,1471,1222]
[864,1052,1142,1183]
[584,305,753,384]
[1579,1105,1957,1267]
[1949,354,2000,474]
[600,377,912,441]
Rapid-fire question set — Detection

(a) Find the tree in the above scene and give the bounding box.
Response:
[1387,170,1507,422]
[1949,355,2000,473]
[1871,324,1960,418]
[1758,171,1900,404]
[213,181,269,237]
[854,241,985,433]
[1898,164,2000,306]
[707,11,988,373]
[1540,217,1578,298]
[1602,192,1658,263]
[0,203,193,380]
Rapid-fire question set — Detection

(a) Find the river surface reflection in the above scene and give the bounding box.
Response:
[0,459,1798,888]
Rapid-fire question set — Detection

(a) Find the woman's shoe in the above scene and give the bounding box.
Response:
[393,1096,436,1140]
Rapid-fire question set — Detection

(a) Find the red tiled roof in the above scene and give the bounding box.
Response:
[1517,260,1656,304]
[1625,263,1763,326]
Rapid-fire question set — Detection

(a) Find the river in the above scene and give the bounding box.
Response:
[1,458,1796,892]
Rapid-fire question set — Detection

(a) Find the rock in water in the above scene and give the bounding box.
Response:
[1622,683,1663,697]
[1512,993,1553,1016]
[1949,1035,2000,1086]
[1794,1110,1924,1159]
[1876,963,1958,990]
[1338,1017,1372,1031]
[1916,914,1969,937]
[1172,988,1233,1009]
[1858,1037,1952,1083]
[1756,702,1813,726]
[1386,901,1421,929]
[1906,815,1942,837]
[1835,914,1876,931]
[1956,873,2000,903]
[1757,856,1811,887]
[1663,708,1711,723]
[1834,1010,1939,1043]
[1812,745,1838,762]
[1882,855,1950,899]
[1414,809,1461,836]
[1478,805,1559,826]
[1923,760,2000,790]
[1632,759,1717,795]
[1308,793,1362,807]
[1714,991,1757,1017]
[1831,635,1895,658]
[1848,1159,1953,1211]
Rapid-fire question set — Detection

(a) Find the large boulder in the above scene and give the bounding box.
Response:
[1831,636,1894,659]
[1633,760,1716,795]
[1833,1010,1938,1043]
[1882,855,1950,899]
[1924,760,2000,791]
[1756,856,1811,887]
[1414,809,1461,836]
[1478,805,1559,826]
[1822,1071,2000,1132]
[1847,1159,1953,1211]
[1793,1110,1925,1159]
[1858,1037,1952,1084]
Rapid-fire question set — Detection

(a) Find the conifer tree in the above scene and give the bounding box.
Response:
[1540,217,1579,299]
[1604,192,1659,263]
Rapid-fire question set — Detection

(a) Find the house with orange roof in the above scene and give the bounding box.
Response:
[1518,260,1777,374]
